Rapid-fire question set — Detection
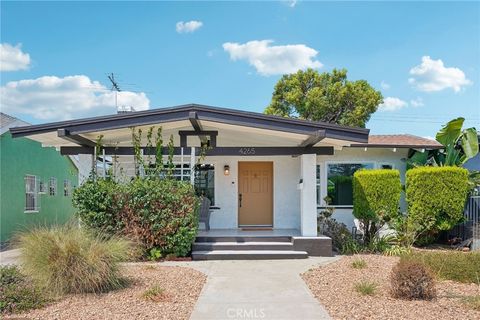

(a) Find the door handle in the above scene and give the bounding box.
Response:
[239,193,242,208]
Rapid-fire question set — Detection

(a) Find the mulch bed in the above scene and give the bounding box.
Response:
[5,265,206,320]
[301,254,480,320]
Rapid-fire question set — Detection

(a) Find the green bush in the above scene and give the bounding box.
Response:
[406,166,469,238]
[73,177,124,234]
[17,225,132,296]
[74,177,199,257]
[353,169,402,243]
[401,251,480,283]
[0,265,47,314]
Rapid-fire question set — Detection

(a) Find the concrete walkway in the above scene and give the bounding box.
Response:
[0,248,21,266]
[165,257,339,320]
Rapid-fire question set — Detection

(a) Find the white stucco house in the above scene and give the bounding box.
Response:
[10,104,442,258]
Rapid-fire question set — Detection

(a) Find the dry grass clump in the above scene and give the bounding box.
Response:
[354,280,377,295]
[351,258,367,269]
[390,260,436,300]
[17,224,133,296]
[142,284,166,302]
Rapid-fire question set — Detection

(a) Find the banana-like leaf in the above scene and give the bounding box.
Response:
[460,127,479,164]
[436,117,464,146]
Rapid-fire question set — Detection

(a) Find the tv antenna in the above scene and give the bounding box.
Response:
[107,73,121,109]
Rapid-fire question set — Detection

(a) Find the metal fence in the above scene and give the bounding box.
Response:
[449,195,480,250]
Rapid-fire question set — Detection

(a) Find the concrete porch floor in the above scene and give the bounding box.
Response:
[197,228,301,237]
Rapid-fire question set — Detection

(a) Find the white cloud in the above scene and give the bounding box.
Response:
[288,0,297,7]
[222,40,322,76]
[423,136,436,141]
[1,75,150,121]
[378,97,408,112]
[410,97,424,107]
[176,20,203,33]
[409,56,471,92]
[380,81,390,90]
[0,43,31,71]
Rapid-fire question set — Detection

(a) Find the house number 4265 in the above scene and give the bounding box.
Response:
[239,147,256,155]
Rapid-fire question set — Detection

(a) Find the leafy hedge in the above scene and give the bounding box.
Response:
[74,177,199,258]
[353,169,402,243]
[406,166,469,235]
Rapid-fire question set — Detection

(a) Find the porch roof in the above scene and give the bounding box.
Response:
[9,104,369,151]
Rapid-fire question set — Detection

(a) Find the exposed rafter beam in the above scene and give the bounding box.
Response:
[60,146,334,156]
[299,130,326,148]
[57,129,96,147]
[189,111,209,146]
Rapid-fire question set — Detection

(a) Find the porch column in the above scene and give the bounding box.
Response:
[300,154,317,236]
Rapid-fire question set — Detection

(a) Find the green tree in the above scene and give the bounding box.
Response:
[264,68,383,127]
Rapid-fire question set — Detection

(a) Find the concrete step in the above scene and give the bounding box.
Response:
[192,241,294,251]
[191,250,308,260]
[195,236,292,243]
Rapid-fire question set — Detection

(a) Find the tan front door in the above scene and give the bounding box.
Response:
[238,161,273,226]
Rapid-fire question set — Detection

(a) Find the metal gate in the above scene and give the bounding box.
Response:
[451,195,480,250]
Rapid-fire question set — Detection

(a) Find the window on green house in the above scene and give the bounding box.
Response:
[316,165,321,206]
[63,179,71,197]
[327,163,374,206]
[49,177,57,196]
[25,175,39,212]
[194,164,215,205]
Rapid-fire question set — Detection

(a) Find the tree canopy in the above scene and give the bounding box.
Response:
[264,68,383,128]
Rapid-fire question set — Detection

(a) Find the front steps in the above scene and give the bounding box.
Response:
[192,234,331,260]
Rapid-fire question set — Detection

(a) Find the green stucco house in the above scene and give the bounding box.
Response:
[0,113,79,245]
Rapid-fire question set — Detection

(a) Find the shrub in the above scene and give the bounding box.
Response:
[406,166,469,240]
[390,260,436,300]
[353,169,402,244]
[0,265,48,314]
[318,214,359,254]
[400,251,480,283]
[17,225,132,296]
[73,177,124,234]
[351,259,367,269]
[354,280,377,295]
[120,178,199,257]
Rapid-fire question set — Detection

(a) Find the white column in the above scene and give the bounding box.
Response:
[300,154,317,236]
[190,147,196,185]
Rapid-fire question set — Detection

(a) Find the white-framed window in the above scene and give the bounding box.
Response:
[326,162,374,206]
[25,175,39,212]
[38,179,46,194]
[49,177,57,196]
[63,179,71,197]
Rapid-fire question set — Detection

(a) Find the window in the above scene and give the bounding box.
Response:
[49,177,57,196]
[64,180,71,197]
[316,165,321,206]
[327,163,374,206]
[194,164,215,205]
[379,163,394,170]
[38,179,47,194]
[25,175,39,212]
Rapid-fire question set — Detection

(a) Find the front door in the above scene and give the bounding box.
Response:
[238,161,273,227]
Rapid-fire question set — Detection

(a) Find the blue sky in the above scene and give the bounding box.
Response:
[1,1,479,138]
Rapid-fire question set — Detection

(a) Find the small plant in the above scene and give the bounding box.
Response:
[17,225,133,296]
[142,285,165,302]
[0,265,48,314]
[351,259,367,269]
[462,295,480,311]
[390,260,436,300]
[383,245,411,256]
[354,280,377,296]
[149,247,163,261]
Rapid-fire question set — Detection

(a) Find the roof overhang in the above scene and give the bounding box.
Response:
[9,104,369,152]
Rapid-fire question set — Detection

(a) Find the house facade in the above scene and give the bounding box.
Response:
[9,104,442,256]
[0,113,79,245]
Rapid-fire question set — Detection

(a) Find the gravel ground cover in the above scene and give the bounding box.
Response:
[5,264,206,320]
[302,254,480,320]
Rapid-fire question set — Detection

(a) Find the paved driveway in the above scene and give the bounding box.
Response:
[165,257,339,320]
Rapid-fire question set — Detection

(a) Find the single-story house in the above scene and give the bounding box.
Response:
[9,104,442,258]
